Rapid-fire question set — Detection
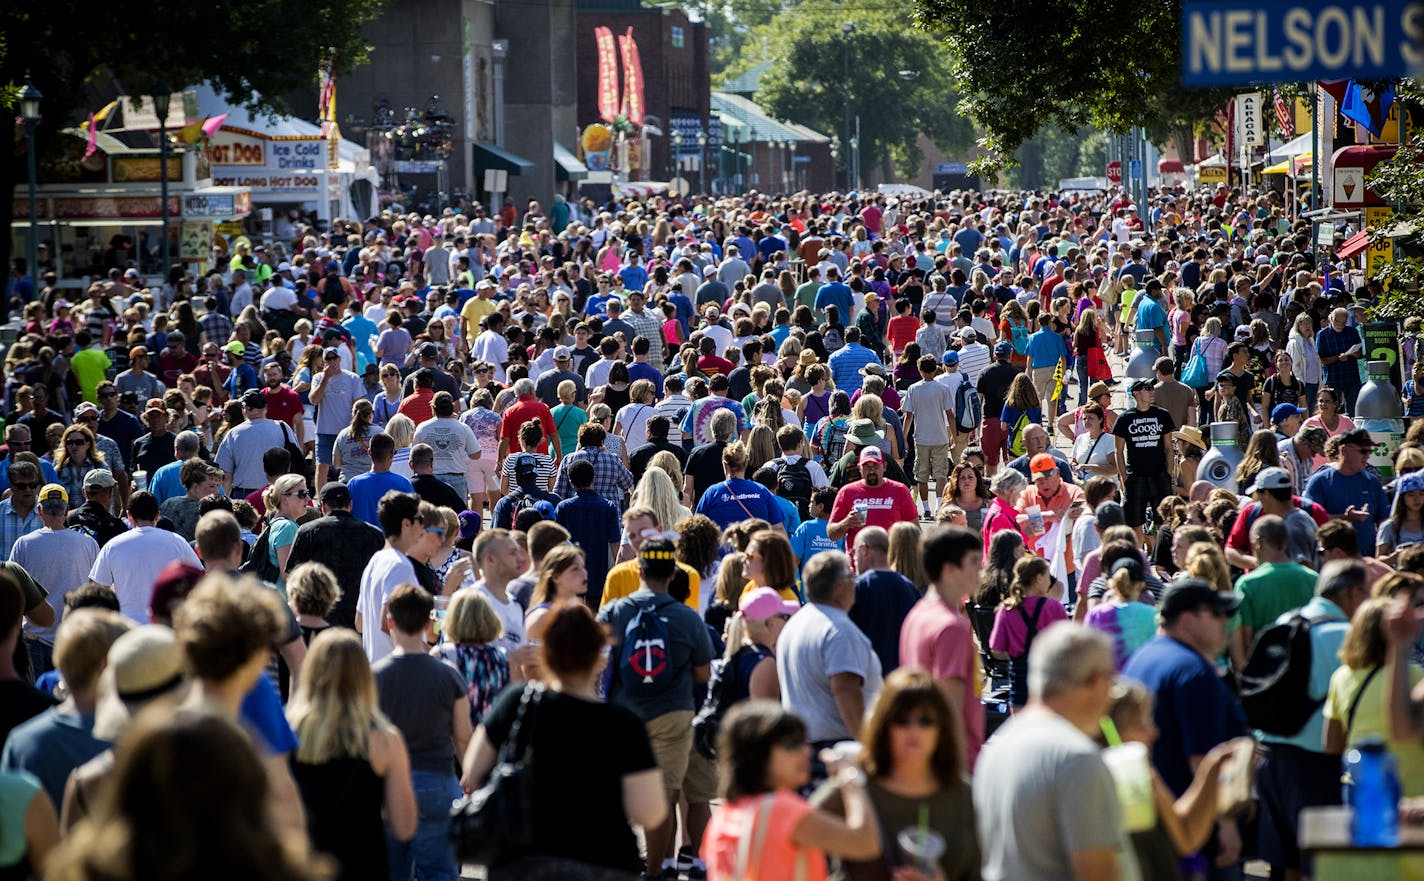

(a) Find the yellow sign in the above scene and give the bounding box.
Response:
[1365,206,1394,276]
[1374,104,1413,144]
[1198,164,1227,184]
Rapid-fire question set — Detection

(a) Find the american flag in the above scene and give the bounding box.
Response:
[1273,89,1294,137]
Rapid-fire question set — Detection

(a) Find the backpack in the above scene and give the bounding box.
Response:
[1006,412,1031,458]
[823,326,845,352]
[1238,612,1335,735]
[822,418,850,464]
[772,457,814,519]
[955,380,983,433]
[612,594,682,699]
[692,644,771,758]
[239,521,282,583]
[1009,320,1030,355]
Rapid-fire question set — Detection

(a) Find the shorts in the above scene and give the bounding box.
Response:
[437,472,468,501]
[645,709,695,793]
[315,432,338,465]
[1257,743,1342,870]
[1123,473,1171,527]
[682,745,717,804]
[913,442,951,484]
[981,417,1007,467]
[466,455,500,494]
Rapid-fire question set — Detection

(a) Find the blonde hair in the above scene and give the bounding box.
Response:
[263,473,307,514]
[649,450,684,489]
[287,563,340,618]
[1185,542,1232,593]
[557,379,577,403]
[384,414,415,448]
[887,522,928,591]
[633,467,684,539]
[286,629,387,764]
[1004,556,1050,610]
[444,588,503,644]
[716,552,747,605]
[851,393,885,426]
[54,609,133,691]
[1108,566,1146,603]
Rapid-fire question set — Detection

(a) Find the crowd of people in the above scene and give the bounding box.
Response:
[2,183,1424,881]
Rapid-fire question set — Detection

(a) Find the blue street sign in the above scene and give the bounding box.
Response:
[1129,159,1143,180]
[1181,0,1424,86]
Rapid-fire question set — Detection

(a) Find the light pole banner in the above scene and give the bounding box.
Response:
[1235,92,1265,147]
[594,27,620,123]
[619,28,645,127]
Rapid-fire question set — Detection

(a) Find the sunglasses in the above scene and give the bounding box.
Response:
[7,439,30,447]
[9,481,38,491]
[426,526,446,538]
[285,489,311,500]
[65,438,89,447]
[891,713,939,729]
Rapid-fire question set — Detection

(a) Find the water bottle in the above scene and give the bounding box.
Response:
[1345,737,1400,847]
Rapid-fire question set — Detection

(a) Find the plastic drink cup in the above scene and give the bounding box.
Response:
[1101,741,1157,832]
[896,827,947,874]
[431,597,449,641]
[853,500,869,519]
[1025,504,1044,533]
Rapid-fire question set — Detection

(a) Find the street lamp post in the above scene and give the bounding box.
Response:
[153,84,172,281]
[671,130,682,191]
[697,130,708,195]
[788,140,797,192]
[841,22,855,191]
[19,73,42,321]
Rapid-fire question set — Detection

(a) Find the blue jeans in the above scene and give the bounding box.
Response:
[1303,382,1319,414]
[25,637,54,678]
[387,770,460,881]
[436,472,468,501]
[1076,357,1091,406]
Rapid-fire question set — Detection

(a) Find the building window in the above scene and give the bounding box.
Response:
[671,26,684,48]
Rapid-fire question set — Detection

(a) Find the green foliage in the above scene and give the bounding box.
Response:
[680,0,786,79]
[1366,128,1424,320]
[913,0,1234,172]
[747,2,976,180]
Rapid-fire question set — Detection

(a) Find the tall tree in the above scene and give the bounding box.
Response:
[2,0,386,280]
[748,3,976,182]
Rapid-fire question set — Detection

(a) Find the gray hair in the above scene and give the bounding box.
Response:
[710,408,739,443]
[1028,623,1114,700]
[175,430,201,456]
[989,468,1027,499]
[1318,559,1368,601]
[802,550,852,604]
[853,525,889,554]
[512,378,536,398]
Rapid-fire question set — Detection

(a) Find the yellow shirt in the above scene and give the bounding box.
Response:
[1324,663,1424,797]
[739,580,799,604]
[600,559,701,611]
[460,296,496,339]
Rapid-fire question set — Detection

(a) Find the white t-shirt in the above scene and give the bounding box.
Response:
[476,582,525,654]
[702,324,734,357]
[472,329,510,382]
[412,417,480,475]
[358,546,416,662]
[90,526,203,623]
[260,286,298,311]
[615,401,658,452]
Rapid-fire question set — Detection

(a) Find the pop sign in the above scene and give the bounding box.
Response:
[1182,0,1424,86]
[1106,160,1123,183]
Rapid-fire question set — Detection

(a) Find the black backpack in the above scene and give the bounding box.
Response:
[239,520,282,583]
[1238,612,1328,736]
[692,644,771,758]
[772,457,814,519]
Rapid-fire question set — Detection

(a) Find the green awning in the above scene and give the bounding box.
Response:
[473,142,534,175]
[554,143,588,182]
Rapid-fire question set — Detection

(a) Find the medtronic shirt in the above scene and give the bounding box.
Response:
[694,478,785,530]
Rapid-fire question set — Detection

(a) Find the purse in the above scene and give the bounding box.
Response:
[1180,338,1210,389]
[450,682,543,865]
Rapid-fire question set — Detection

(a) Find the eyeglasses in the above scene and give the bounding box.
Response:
[285,489,311,500]
[9,481,38,491]
[890,713,939,729]
[65,438,89,447]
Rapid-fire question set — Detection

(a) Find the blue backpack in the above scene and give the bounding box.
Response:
[955,380,983,432]
[1009,320,1030,355]
[614,594,680,697]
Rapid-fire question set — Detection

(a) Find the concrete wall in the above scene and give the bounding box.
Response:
[496,0,578,210]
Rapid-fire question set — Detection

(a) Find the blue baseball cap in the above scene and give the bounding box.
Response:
[1271,403,1306,425]
[993,341,1013,359]
[942,350,959,365]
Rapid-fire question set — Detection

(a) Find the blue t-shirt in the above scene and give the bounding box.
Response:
[1122,635,1247,795]
[1135,296,1167,343]
[618,265,649,293]
[694,477,785,530]
[240,674,299,755]
[0,709,106,809]
[813,282,853,320]
[848,569,921,676]
[1303,466,1390,554]
[773,495,801,536]
[347,470,417,526]
[790,519,842,576]
[343,314,380,369]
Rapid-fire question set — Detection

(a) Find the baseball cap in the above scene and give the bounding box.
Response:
[959,327,977,341]
[419,342,439,359]
[1159,576,1242,619]
[702,265,717,277]
[1338,427,1376,448]
[123,268,140,279]
[277,261,293,272]
[73,401,99,420]
[1215,370,1238,386]
[83,469,118,490]
[514,454,540,480]
[318,482,351,507]
[993,341,1013,359]
[1094,501,1126,529]
[739,586,800,621]
[1270,403,1306,425]
[222,341,246,356]
[323,346,341,360]
[458,510,482,539]
[92,625,192,741]
[531,500,557,518]
[166,331,185,345]
[553,345,572,361]
[1109,556,1145,581]
[242,389,268,409]
[1130,378,1155,392]
[858,446,884,466]
[1244,466,1292,495]
[129,346,149,359]
[37,484,68,505]
[942,351,959,365]
[1029,453,1057,475]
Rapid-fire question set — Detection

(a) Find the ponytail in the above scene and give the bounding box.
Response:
[722,612,749,664]
[1109,569,1145,603]
[1005,556,1050,611]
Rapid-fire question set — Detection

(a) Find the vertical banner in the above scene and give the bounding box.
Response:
[318,56,340,171]
[1235,92,1264,147]
[1364,206,1395,279]
[595,27,620,123]
[618,28,645,127]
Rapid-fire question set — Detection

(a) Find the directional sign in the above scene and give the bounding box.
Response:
[1181,0,1424,86]
[1129,159,1143,181]
[1106,160,1123,183]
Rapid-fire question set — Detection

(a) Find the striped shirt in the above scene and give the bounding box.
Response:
[828,343,880,393]
[956,342,992,386]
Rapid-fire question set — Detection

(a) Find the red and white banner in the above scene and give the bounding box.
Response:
[1273,88,1293,138]
[618,28,645,126]
[595,27,620,123]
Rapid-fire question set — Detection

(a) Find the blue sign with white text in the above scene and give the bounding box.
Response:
[1181,0,1424,86]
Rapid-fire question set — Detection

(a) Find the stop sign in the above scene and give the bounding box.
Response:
[1106,160,1122,184]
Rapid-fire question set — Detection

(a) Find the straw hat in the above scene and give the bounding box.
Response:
[93,626,192,741]
[1171,425,1207,451]
[798,349,819,366]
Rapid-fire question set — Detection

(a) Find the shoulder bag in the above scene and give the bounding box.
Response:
[1181,337,1210,389]
[450,683,543,865]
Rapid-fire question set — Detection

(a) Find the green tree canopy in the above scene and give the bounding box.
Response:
[743,3,976,181]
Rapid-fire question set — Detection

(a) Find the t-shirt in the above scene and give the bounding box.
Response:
[413,417,479,475]
[790,519,843,576]
[702,791,828,881]
[1084,600,1158,670]
[500,398,556,457]
[848,569,921,675]
[332,425,379,479]
[988,596,1069,657]
[828,480,919,556]
[1324,663,1424,796]
[69,348,112,403]
[1303,466,1391,555]
[347,470,415,527]
[901,379,955,445]
[1122,635,1248,795]
[973,710,1126,881]
[695,478,786,530]
[89,526,203,622]
[357,547,417,662]
[483,686,657,873]
[900,595,984,768]
[372,653,466,772]
[1111,405,1175,476]
[597,590,715,721]
[0,709,105,809]
[1233,562,1317,635]
[310,370,365,435]
[777,602,884,742]
[684,442,728,506]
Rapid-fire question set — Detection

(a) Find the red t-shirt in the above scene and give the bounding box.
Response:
[157,350,199,386]
[397,389,434,426]
[886,315,919,354]
[262,385,304,431]
[828,479,918,555]
[900,594,985,769]
[1225,497,1330,553]
[499,397,555,456]
[696,354,735,377]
